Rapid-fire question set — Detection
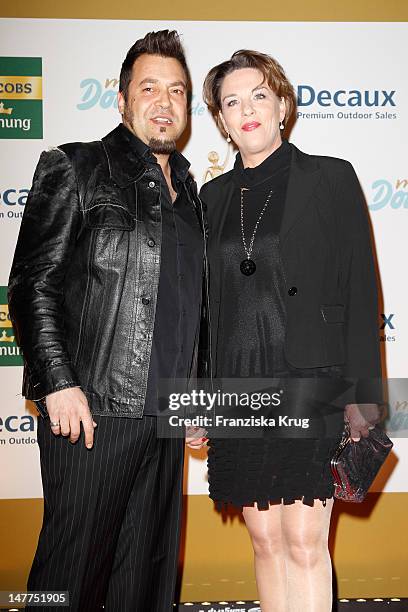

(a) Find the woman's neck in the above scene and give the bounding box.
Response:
[240,137,283,169]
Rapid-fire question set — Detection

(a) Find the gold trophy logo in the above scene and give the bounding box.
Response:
[203,143,231,183]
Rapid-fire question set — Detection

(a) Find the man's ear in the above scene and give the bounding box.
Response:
[117,91,125,116]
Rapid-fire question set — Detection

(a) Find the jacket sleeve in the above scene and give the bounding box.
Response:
[195,181,212,380]
[338,161,382,403]
[197,182,209,239]
[8,147,81,399]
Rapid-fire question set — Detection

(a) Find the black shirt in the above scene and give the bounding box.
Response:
[233,138,291,231]
[122,126,204,415]
[215,139,291,377]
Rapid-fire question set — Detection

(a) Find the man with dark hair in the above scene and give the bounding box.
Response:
[8,29,209,611]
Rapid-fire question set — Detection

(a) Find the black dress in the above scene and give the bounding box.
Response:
[207,140,345,509]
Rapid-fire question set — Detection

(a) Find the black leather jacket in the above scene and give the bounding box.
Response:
[8,125,211,417]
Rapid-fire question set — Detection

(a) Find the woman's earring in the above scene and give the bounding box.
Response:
[226,131,231,143]
[279,120,284,131]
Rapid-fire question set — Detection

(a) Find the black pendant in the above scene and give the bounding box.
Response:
[240,258,256,276]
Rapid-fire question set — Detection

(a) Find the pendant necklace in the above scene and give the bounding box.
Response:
[240,186,274,276]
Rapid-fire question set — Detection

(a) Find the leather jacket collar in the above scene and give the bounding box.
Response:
[102,123,191,188]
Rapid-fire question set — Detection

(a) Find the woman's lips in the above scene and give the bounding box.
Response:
[241,121,261,131]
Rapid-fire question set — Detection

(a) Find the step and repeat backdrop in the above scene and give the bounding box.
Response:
[0,19,407,504]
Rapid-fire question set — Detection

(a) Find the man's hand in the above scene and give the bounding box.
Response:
[45,387,97,448]
[344,403,382,442]
[185,426,208,450]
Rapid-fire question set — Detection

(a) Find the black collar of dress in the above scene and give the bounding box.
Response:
[233,139,291,189]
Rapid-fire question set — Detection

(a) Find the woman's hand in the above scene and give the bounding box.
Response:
[185,425,208,450]
[344,403,382,441]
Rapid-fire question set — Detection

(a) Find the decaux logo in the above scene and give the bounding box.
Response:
[369,178,408,211]
[0,414,36,433]
[0,187,28,220]
[380,313,396,343]
[0,413,37,446]
[76,77,206,115]
[296,85,397,121]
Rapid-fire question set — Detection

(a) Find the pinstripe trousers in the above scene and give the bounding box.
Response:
[27,414,184,611]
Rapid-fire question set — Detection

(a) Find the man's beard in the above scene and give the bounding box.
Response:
[148,137,177,155]
[123,104,179,155]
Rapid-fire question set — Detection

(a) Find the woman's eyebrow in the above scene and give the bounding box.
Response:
[222,83,267,102]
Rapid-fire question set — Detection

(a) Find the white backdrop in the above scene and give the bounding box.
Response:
[0,19,407,499]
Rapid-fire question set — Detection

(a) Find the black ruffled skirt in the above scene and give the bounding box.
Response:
[207,432,344,509]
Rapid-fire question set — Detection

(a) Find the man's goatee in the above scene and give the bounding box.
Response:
[149,138,177,155]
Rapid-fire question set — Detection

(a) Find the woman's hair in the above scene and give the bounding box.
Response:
[203,49,296,130]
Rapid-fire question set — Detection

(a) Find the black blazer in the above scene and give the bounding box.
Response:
[199,143,382,398]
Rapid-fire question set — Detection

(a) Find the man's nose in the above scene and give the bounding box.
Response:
[157,89,171,109]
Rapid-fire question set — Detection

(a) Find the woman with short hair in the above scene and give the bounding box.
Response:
[197,50,381,611]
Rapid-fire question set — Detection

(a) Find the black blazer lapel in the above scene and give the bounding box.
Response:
[279,144,322,245]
